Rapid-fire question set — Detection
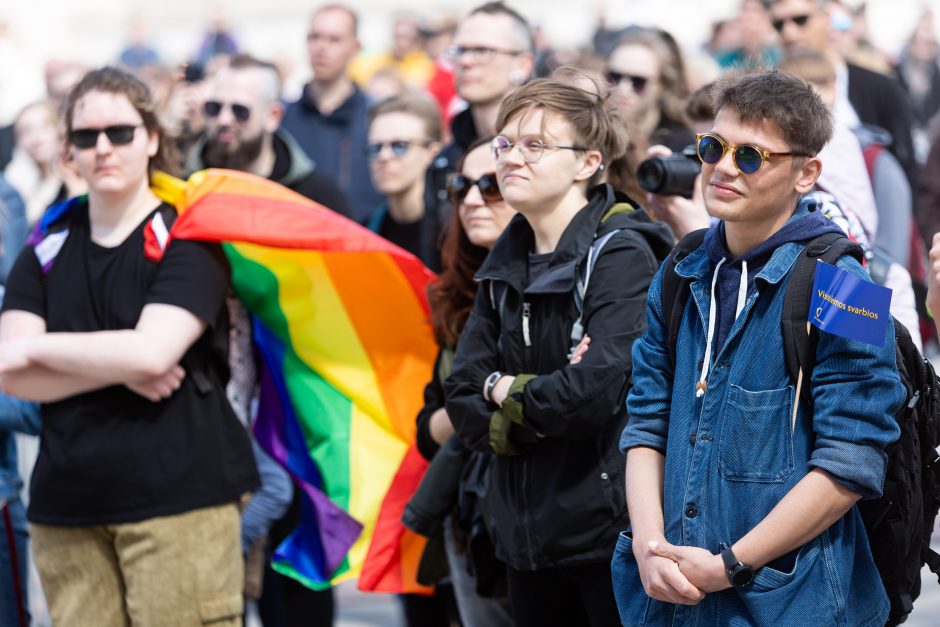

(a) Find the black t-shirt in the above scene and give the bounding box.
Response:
[2,202,259,526]
[527,251,554,284]
[379,214,425,260]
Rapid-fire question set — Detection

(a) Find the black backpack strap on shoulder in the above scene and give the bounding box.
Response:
[662,229,708,369]
[781,232,864,411]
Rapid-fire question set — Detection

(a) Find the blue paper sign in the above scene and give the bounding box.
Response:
[808,260,892,347]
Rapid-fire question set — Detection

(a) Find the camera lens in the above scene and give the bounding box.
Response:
[636,153,701,198]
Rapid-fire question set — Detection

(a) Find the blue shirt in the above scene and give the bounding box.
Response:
[616,229,903,626]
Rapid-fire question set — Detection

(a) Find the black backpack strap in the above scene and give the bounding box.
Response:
[781,232,865,411]
[662,229,708,369]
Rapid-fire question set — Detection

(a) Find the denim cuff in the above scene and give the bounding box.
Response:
[808,442,887,499]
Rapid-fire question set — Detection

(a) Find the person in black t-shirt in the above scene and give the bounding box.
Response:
[365,92,444,272]
[0,67,258,626]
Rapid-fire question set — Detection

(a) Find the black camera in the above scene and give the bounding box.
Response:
[636,145,701,198]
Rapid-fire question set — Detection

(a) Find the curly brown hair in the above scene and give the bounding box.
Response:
[427,138,495,348]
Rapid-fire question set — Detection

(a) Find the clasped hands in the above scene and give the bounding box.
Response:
[634,535,732,605]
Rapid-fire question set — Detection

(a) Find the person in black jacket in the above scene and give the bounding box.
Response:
[444,78,674,627]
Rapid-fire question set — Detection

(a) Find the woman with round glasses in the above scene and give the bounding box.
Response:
[0,66,258,626]
[365,93,445,272]
[407,138,516,627]
[606,28,694,155]
[443,78,673,627]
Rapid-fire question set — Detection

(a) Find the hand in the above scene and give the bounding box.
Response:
[0,339,34,374]
[491,374,516,406]
[569,335,591,364]
[429,407,455,445]
[633,535,706,605]
[126,365,186,402]
[927,233,940,319]
[648,540,731,594]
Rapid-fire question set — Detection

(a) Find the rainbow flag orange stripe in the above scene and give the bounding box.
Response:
[154,170,436,592]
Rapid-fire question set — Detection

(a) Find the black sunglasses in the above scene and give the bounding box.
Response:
[446,173,502,205]
[203,100,251,122]
[771,14,811,33]
[365,140,430,160]
[68,125,141,149]
[605,70,649,94]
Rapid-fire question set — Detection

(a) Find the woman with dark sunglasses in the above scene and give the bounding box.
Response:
[443,79,673,627]
[405,138,516,627]
[606,28,694,157]
[365,93,444,272]
[0,66,258,625]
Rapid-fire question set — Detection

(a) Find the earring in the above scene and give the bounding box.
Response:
[509,70,525,85]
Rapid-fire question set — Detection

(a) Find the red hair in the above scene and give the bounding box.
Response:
[427,138,494,348]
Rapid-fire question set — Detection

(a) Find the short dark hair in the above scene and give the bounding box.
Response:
[684,82,716,124]
[712,69,832,155]
[467,2,534,53]
[65,66,180,176]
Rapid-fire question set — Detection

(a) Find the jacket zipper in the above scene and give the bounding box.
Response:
[522,301,533,368]
[521,461,537,570]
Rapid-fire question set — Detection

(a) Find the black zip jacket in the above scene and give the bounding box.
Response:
[444,184,673,570]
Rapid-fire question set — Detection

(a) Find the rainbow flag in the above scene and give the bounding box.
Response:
[153,169,437,593]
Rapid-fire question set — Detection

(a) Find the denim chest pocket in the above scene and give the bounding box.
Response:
[718,384,795,482]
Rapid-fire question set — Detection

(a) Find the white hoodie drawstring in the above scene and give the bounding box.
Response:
[696,259,749,398]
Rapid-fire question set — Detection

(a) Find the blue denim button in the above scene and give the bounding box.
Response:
[684,504,698,518]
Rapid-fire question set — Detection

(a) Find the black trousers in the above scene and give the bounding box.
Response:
[506,561,621,627]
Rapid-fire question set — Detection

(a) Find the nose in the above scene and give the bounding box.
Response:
[498,143,526,167]
[216,104,237,125]
[462,183,486,207]
[94,130,113,154]
[714,147,739,177]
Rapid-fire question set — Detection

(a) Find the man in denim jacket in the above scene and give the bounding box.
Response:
[614,70,904,626]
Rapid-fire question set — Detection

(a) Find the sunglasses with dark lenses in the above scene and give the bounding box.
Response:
[365,140,429,160]
[696,133,812,175]
[771,14,811,33]
[604,70,649,94]
[203,100,251,122]
[68,125,141,149]
[446,173,502,205]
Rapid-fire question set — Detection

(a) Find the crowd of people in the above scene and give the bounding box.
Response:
[0,0,939,626]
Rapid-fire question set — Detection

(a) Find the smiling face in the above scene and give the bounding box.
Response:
[68,90,157,197]
[702,106,820,241]
[458,143,516,249]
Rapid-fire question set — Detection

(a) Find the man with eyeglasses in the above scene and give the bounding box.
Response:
[424,2,535,227]
[282,4,382,222]
[764,0,916,194]
[614,70,902,626]
[188,54,350,217]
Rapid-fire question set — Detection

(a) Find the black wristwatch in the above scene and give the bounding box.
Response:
[720,544,755,588]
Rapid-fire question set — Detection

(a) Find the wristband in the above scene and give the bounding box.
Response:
[483,371,504,403]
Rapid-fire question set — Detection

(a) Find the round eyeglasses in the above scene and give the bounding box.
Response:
[490,135,588,164]
[695,133,812,175]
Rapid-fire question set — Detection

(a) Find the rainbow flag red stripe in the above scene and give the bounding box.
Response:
[154,169,436,592]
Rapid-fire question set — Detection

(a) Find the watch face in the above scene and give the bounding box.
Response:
[730,564,755,587]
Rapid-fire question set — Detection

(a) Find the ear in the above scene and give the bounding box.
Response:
[147,129,159,158]
[420,141,443,169]
[793,156,822,194]
[573,149,603,183]
[266,101,284,134]
[512,52,535,83]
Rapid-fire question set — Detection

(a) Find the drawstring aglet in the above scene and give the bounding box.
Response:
[695,381,707,397]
